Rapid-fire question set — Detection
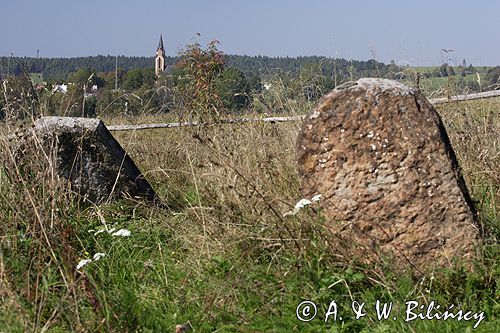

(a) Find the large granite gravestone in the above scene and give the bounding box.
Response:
[296,78,480,272]
[28,116,158,204]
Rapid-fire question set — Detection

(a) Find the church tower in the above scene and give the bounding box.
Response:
[155,34,166,76]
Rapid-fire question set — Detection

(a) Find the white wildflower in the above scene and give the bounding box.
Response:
[311,194,322,202]
[112,229,131,237]
[295,198,312,209]
[76,259,92,270]
[283,194,322,217]
[92,253,106,261]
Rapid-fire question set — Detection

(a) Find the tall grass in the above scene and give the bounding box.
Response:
[0,128,83,331]
[0,80,499,332]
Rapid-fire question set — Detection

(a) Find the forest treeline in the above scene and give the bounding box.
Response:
[1,53,496,90]
[0,54,394,81]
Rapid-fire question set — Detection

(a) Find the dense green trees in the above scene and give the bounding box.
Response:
[0,55,169,81]
[68,68,102,92]
[214,67,250,110]
[0,54,392,83]
[122,68,155,91]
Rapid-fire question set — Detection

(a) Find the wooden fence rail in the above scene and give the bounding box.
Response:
[428,89,500,105]
[107,90,500,132]
[107,115,306,131]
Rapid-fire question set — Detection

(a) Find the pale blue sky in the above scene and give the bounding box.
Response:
[1,0,499,65]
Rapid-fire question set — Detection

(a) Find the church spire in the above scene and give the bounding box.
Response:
[155,34,166,76]
[158,34,164,51]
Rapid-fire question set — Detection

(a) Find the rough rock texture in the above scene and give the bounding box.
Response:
[30,116,158,204]
[296,78,480,272]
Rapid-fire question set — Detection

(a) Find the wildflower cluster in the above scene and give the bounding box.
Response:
[283,194,322,217]
[76,227,132,270]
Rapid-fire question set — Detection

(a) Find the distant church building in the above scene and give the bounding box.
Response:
[155,34,166,76]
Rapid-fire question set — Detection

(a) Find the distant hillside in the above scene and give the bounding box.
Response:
[0,55,390,81]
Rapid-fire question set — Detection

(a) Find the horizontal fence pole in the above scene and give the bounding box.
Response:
[107,115,306,131]
[107,90,500,132]
[428,89,500,105]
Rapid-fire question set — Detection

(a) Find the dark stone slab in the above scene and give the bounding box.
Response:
[30,116,158,204]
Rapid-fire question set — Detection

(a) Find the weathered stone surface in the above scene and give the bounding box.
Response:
[30,116,158,204]
[296,78,480,272]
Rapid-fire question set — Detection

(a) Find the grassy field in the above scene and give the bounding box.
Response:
[401,66,493,98]
[409,66,492,74]
[416,74,486,96]
[0,95,499,332]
